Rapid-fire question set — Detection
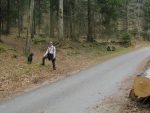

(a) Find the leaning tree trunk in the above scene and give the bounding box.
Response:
[58,0,64,40]
[87,0,94,42]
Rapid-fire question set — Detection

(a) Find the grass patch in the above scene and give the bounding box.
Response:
[14,59,41,77]
[0,43,10,52]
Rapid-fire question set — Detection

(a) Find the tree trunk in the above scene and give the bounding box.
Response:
[87,0,94,42]
[58,0,63,40]
[70,0,77,41]
[49,0,51,39]
[0,0,1,41]
[17,0,21,38]
[147,3,150,40]
[38,0,41,34]
[2,19,3,34]
[69,1,73,40]
[6,0,10,35]
[33,8,36,35]
[137,0,141,38]
[124,1,128,32]
[50,0,55,38]
[30,0,35,39]
[20,0,23,32]
[25,0,35,54]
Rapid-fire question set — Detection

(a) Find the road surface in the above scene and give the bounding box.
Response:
[0,48,150,113]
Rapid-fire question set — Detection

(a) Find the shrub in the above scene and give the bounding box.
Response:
[121,32,133,47]
[107,46,116,51]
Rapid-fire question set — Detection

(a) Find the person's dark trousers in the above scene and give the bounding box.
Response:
[42,53,56,70]
[52,58,56,70]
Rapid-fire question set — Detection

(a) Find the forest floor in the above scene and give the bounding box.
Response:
[0,35,149,103]
[0,37,135,99]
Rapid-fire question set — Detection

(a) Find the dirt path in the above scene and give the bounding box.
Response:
[0,47,149,113]
[88,53,150,113]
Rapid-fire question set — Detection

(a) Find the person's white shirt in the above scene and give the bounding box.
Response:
[44,45,56,58]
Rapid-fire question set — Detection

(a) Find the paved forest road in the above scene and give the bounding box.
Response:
[0,48,150,113]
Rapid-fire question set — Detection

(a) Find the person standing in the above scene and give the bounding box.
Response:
[41,42,56,70]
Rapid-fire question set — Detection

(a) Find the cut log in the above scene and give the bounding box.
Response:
[129,89,138,101]
[133,69,150,98]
